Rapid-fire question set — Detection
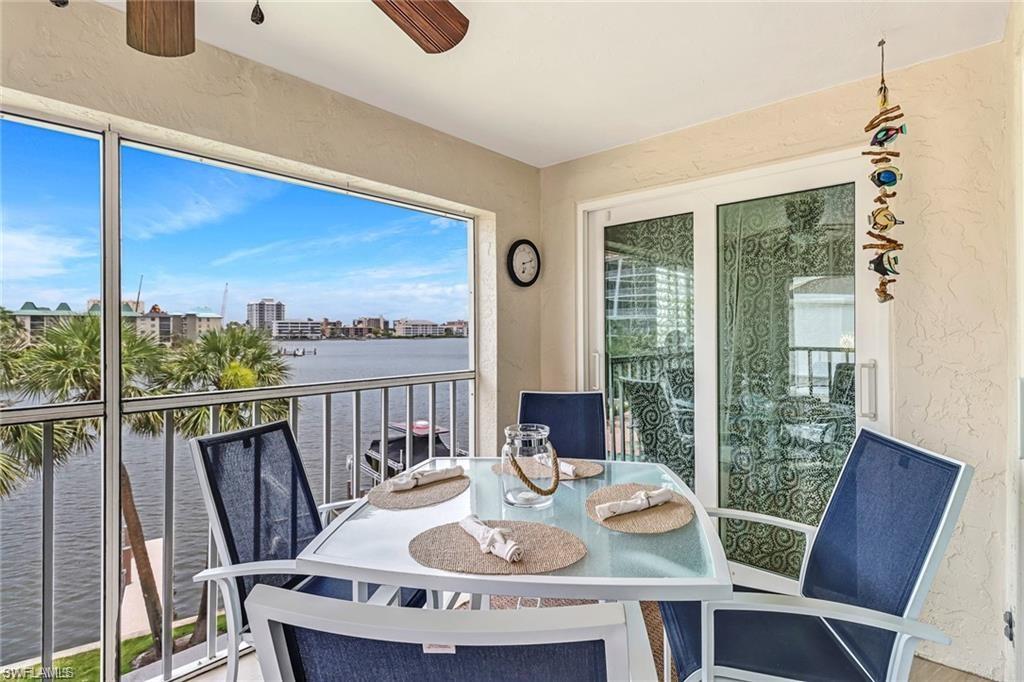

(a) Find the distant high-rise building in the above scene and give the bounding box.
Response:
[247,298,285,331]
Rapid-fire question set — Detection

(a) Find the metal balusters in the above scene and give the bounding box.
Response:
[161,410,174,681]
[41,422,54,679]
[252,400,262,426]
[404,386,414,471]
[289,397,299,432]
[610,385,618,458]
[826,355,834,398]
[628,397,636,462]
[427,383,436,459]
[449,381,458,455]
[352,392,362,497]
[206,405,220,660]
[467,379,476,456]
[322,394,332,504]
[379,388,389,481]
[806,349,814,395]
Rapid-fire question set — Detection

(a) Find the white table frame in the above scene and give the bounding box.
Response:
[297,457,733,603]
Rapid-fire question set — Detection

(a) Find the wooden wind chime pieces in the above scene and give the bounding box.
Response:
[864,39,905,303]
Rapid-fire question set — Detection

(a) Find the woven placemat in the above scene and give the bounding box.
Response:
[585,483,694,534]
[490,457,604,480]
[367,475,470,510]
[409,520,587,575]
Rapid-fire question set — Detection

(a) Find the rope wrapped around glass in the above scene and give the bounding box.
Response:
[863,38,906,303]
[501,424,560,508]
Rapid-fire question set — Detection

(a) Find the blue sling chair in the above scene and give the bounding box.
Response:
[246,584,657,681]
[660,429,972,681]
[190,421,426,682]
[518,390,607,459]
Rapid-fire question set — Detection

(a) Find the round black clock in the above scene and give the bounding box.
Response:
[507,238,541,287]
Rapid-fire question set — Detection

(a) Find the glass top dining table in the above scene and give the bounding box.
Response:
[297,457,733,602]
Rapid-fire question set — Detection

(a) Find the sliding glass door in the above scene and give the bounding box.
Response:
[583,151,889,586]
[717,184,856,578]
[603,214,695,484]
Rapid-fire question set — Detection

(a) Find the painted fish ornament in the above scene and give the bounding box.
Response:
[869,206,904,231]
[870,124,907,147]
[868,250,900,277]
[870,166,902,188]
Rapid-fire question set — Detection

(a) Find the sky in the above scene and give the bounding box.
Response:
[0,118,469,325]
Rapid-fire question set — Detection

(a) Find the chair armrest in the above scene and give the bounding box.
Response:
[317,499,358,513]
[706,507,817,541]
[706,592,949,644]
[193,560,301,583]
[622,601,658,682]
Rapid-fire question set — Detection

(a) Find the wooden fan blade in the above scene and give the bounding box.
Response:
[126,0,195,58]
[373,0,469,54]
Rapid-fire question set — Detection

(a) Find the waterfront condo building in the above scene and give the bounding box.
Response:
[392,318,442,337]
[272,319,323,340]
[442,320,469,337]
[353,315,389,332]
[247,298,286,332]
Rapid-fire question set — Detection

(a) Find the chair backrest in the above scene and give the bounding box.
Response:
[518,391,606,460]
[664,364,695,403]
[621,379,694,488]
[191,421,321,623]
[247,584,631,682]
[830,362,856,406]
[801,429,971,681]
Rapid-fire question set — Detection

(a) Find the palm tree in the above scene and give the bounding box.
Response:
[160,325,290,646]
[0,315,170,659]
[168,326,290,436]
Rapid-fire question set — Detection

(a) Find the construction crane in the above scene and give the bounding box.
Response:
[134,275,144,313]
[220,283,229,319]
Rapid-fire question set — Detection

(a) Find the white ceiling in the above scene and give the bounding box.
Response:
[103,1,1009,167]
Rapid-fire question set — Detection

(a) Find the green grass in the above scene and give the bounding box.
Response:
[29,615,227,681]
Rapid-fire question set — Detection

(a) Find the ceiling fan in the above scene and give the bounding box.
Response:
[51,0,469,58]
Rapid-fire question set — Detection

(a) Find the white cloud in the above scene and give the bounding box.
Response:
[123,173,279,240]
[0,225,96,280]
[210,239,293,266]
[429,217,465,234]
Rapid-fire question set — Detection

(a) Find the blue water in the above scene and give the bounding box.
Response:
[0,339,470,665]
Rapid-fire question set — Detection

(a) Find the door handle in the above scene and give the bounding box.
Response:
[591,352,602,391]
[858,360,877,420]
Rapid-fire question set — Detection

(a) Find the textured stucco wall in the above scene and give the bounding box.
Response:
[540,45,1013,678]
[1008,2,1024,680]
[0,0,541,452]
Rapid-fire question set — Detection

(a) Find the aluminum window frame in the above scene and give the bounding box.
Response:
[0,106,478,681]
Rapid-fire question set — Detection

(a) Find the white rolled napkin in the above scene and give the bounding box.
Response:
[458,514,524,563]
[533,453,576,478]
[595,486,675,520]
[387,465,465,492]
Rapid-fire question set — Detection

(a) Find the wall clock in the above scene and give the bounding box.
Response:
[507,239,541,287]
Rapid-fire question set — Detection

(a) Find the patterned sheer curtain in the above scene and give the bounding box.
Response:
[604,214,695,472]
[717,184,857,577]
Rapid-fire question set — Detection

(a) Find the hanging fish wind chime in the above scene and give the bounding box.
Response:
[862,39,906,303]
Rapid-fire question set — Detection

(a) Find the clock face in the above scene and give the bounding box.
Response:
[508,239,540,287]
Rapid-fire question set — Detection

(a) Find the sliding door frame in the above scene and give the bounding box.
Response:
[577,148,892,555]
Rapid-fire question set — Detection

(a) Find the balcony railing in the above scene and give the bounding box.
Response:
[606,346,853,460]
[0,369,474,681]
